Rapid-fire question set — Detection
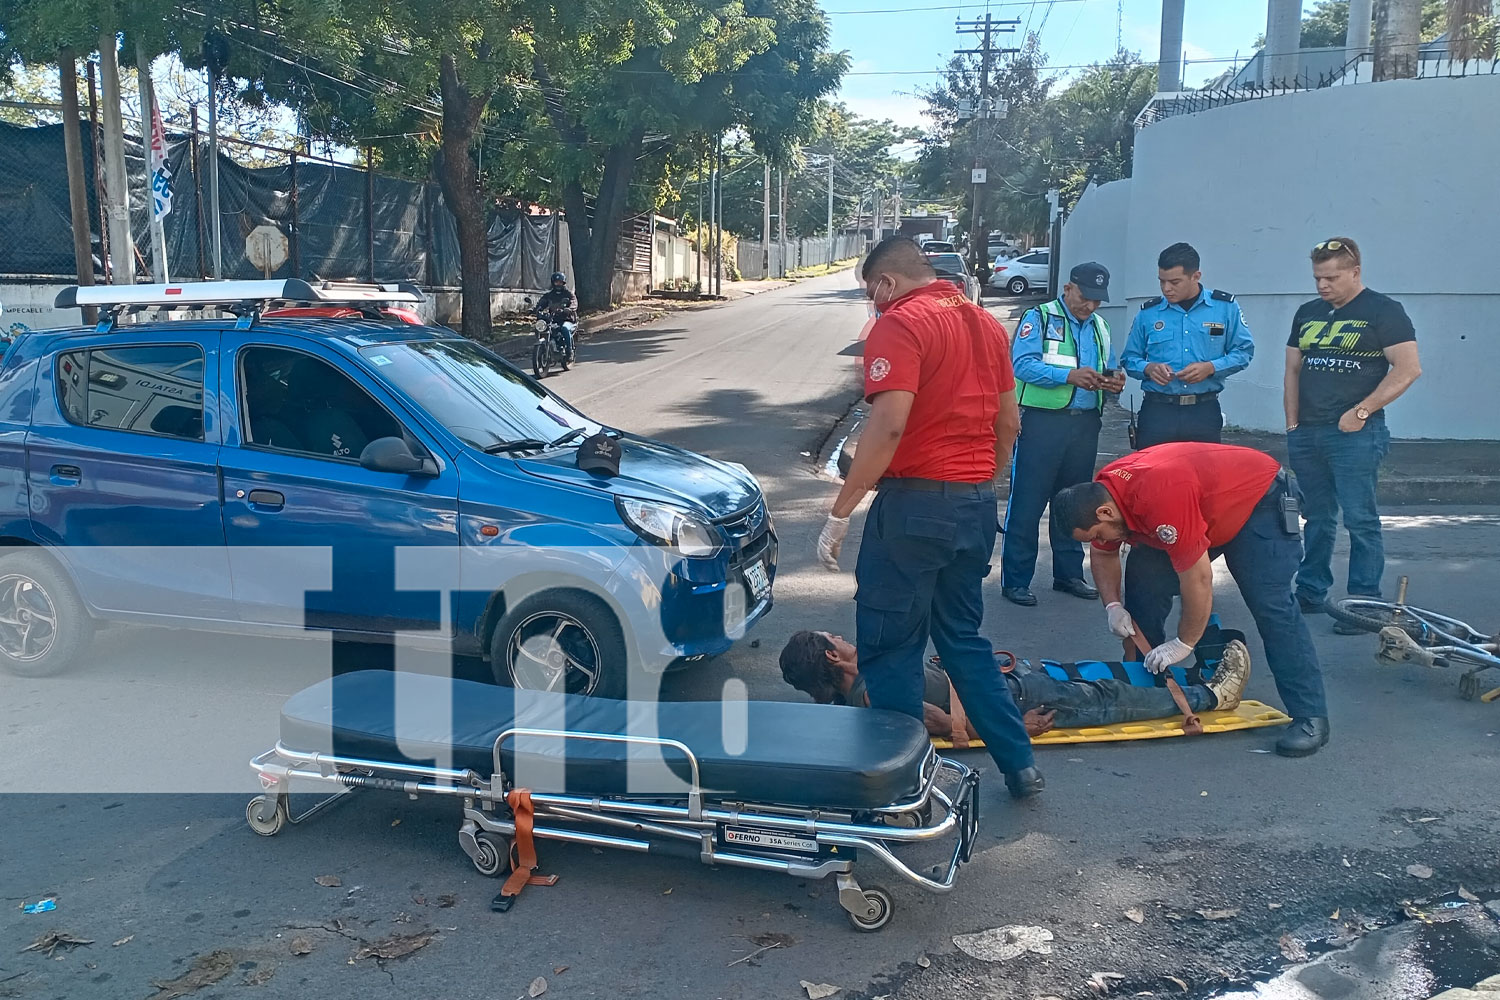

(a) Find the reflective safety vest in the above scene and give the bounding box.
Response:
[1016,300,1111,411]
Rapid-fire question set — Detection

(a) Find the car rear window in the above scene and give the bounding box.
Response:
[928,254,967,273]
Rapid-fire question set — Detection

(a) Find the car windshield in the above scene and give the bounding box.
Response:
[359,340,599,451]
[929,254,967,274]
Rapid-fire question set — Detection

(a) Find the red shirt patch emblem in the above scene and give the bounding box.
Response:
[868,357,892,382]
[1019,322,1033,339]
[1156,524,1179,544]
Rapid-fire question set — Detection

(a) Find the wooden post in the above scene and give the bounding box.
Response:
[289,152,301,277]
[58,48,98,324]
[189,105,208,278]
[85,60,109,283]
[365,147,376,281]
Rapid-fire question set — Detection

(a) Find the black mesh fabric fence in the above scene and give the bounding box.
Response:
[0,122,563,288]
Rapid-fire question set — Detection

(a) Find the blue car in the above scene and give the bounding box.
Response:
[0,280,777,695]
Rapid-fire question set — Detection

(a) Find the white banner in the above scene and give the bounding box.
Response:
[148,99,173,221]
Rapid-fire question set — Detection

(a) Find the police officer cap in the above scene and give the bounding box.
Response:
[1069,262,1110,302]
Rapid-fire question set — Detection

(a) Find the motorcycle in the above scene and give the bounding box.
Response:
[531,309,576,379]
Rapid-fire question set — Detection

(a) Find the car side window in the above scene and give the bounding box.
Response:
[239,346,403,461]
[55,344,205,441]
[1018,254,1040,265]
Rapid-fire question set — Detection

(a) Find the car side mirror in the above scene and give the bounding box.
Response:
[359,436,436,476]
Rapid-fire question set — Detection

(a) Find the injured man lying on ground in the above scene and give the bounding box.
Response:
[778,629,1251,740]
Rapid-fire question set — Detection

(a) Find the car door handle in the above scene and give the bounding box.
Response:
[247,489,285,511]
[50,464,82,486]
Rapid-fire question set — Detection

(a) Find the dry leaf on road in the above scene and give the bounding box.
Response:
[527,976,548,997]
[111,935,133,947]
[313,875,342,888]
[1279,934,1309,962]
[288,938,314,957]
[952,925,1054,962]
[353,931,436,962]
[1406,864,1433,879]
[553,965,569,975]
[243,966,276,987]
[149,950,234,999]
[801,983,840,1000]
[1088,971,1126,993]
[1458,886,1480,902]
[21,931,93,958]
[1165,975,1188,991]
[1123,907,1145,924]
[1196,908,1239,921]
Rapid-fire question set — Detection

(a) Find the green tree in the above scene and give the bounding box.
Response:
[1260,0,1449,48]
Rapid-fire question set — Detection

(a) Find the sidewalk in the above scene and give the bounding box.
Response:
[828,295,1500,506]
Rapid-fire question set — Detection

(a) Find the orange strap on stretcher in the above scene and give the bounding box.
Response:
[492,789,558,913]
[1124,629,1204,735]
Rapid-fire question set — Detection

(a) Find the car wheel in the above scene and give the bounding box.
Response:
[1008,277,1028,295]
[0,550,93,678]
[490,589,627,699]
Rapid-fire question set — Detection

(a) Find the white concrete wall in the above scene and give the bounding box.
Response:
[1060,179,1133,342]
[1065,73,1500,439]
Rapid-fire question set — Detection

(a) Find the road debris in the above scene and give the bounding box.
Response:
[20,931,92,958]
[20,899,56,914]
[1279,933,1309,962]
[313,875,342,888]
[149,950,234,998]
[436,894,456,908]
[1331,908,1341,920]
[288,937,314,956]
[1123,907,1145,924]
[952,925,1054,962]
[526,976,548,997]
[727,942,783,967]
[1458,886,1480,902]
[553,965,569,975]
[1088,971,1126,993]
[352,930,436,961]
[112,935,134,947]
[917,955,931,969]
[1196,908,1239,921]
[801,982,840,999]
[1267,902,1284,910]
[1407,864,1434,880]
[1165,975,1189,991]
[1342,857,1351,867]
[243,965,276,986]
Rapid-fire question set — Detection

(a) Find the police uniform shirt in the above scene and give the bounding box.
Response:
[1122,287,1255,395]
[1288,288,1415,426]
[1012,298,1117,410]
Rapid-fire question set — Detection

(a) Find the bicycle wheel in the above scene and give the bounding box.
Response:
[1328,599,1428,639]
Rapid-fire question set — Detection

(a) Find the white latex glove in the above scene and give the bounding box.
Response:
[1105,601,1136,639]
[1144,637,1194,675]
[817,514,851,572]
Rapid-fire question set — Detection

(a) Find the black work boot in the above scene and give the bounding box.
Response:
[1004,766,1045,799]
[1275,717,1330,757]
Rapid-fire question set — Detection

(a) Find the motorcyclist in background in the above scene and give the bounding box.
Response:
[535,271,578,361]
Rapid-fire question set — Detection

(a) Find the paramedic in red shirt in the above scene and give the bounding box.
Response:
[816,237,1041,799]
[1051,443,1330,757]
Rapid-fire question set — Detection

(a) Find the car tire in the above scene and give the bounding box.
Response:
[1007,277,1028,295]
[489,589,627,699]
[0,549,93,678]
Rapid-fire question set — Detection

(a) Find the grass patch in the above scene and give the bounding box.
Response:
[786,256,861,279]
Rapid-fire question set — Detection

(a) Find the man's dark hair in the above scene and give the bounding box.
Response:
[779,631,842,704]
[1052,481,1113,534]
[1157,242,1200,273]
[861,236,937,282]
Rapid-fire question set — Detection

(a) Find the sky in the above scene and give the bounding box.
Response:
[827,0,1314,131]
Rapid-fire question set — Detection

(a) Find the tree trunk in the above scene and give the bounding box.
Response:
[1447,0,1496,60]
[435,53,492,339]
[58,47,98,323]
[1373,0,1423,80]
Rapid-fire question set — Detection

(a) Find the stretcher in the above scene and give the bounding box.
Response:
[247,671,980,932]
[930,700,1293,749]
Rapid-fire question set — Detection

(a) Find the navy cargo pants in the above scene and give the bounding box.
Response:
[1001,406,1101,589]
[1122,480,1328,720]
[1134,392,1222,450]
[854,480,1035,775]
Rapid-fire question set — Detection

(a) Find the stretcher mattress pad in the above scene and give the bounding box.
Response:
[279,671,932,811]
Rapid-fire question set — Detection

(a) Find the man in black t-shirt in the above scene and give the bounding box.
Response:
[1284,237,1422,631]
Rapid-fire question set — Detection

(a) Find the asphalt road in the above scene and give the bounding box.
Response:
[2,273,1497,1000]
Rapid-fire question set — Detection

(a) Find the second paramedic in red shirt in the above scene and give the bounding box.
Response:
[1051,443,1330,757]
[817,237,1041,799]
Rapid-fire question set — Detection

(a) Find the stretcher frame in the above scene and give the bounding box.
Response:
[247,726,981,931]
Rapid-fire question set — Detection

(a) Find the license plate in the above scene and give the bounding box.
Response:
[743,560,770,600]
[723,827,818,854]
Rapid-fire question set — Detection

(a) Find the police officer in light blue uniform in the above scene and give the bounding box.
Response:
[1122,243,1254,449]
[1000,262,1125,607]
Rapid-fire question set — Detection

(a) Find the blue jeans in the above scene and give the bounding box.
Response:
[1009,670,1213,728]
[1122,499,1328,719]
[855,482,1035,774]
[1287,419,1391,601]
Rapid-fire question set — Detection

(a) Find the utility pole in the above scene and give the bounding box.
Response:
[777,168,786,273]
[955,14,1019,280]
[872,185,881,243]
[58,48,97,322]
[696,151,703,289]
[202,32,229,277]
[826,155,834,265]
[762,159,771,279]
[97,33,135,285]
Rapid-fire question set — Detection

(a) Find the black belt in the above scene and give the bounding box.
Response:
[1021,405,1101,417]
[1144,391,1219,406]
[877,477,995,497]
[1255,468,1297,509]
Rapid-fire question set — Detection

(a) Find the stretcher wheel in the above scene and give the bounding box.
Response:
[845,885,894,932]
[245,795,287,837]
[472,833,512,878]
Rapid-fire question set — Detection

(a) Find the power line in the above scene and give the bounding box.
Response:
[821,0,1088,13]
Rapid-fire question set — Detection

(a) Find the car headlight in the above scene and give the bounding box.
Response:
[617,498,721,558]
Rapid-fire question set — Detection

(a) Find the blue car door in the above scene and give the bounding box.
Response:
[217,335,460,635]
[24,331,234,619]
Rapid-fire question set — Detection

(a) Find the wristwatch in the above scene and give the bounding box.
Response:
[1355,406,1371,421]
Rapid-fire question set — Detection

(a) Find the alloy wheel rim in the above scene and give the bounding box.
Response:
[0,573,59,662]
[508,611,601,696]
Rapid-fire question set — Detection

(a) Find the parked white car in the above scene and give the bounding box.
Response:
[988,249,1050,295]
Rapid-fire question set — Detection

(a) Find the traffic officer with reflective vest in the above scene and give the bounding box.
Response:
[1052,443,1331,757]
[1122,243,1254,449]
[1000,262,1125,607]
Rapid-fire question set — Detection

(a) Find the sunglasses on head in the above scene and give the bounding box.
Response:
[1314,240,1356,257]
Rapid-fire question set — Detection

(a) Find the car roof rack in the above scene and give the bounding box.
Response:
[53,279,425,333]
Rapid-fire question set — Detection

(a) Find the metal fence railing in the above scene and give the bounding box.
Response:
[736,234,866,279]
